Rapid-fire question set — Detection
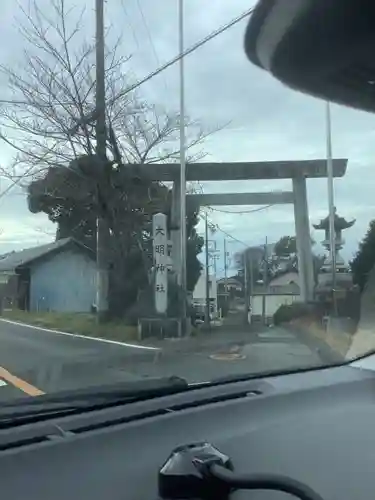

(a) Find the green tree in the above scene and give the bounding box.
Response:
[274,235,315,257]
[350,220,375,292]
[274,236,297,256]
[185,209,204,292]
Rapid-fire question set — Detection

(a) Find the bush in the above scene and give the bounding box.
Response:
[273,302,314,326]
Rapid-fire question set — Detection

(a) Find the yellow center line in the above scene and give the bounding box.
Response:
[0,367,45,397]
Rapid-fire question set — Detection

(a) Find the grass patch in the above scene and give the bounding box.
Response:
[1,309,138,343]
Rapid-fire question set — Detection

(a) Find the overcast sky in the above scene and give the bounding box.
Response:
[0,0,374,277]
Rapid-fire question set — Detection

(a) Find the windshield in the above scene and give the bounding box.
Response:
[0,0,371,403]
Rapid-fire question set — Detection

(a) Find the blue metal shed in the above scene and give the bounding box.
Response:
[0,238,96,313]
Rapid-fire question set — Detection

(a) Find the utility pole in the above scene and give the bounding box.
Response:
[224,238,228,297]
[95,0,108,322]
[249,252,254,299]
[178,0,187,335]
[249,251,254,325]
[212,254,218,275]
[244,251,249,324]
[262,237,268,325]
[204,213,210,329]
[209,242,218,275]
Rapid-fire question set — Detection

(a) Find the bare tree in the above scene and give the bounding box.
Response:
[0,0,218,184]
[0,0,225,318]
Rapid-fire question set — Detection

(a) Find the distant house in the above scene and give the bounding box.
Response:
[217,277,243,295]
[251,270,300,323]
[265,270,300,292]
[0,238,96,313]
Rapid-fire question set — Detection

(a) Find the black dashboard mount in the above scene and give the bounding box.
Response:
[158,442,233,500]
[158,441,325,500]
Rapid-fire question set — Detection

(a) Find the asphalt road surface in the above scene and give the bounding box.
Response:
[0,319,325,402]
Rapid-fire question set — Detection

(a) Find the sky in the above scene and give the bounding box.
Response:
[0,0,374,277]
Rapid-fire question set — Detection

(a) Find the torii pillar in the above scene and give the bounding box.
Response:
[293,174,315,302]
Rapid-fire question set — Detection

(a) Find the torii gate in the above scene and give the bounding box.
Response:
[127,159,348,302]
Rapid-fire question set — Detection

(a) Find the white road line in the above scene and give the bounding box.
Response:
[0,318,160,351]
[0,380,7,387]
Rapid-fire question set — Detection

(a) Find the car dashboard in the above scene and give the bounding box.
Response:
[0,361,375,499]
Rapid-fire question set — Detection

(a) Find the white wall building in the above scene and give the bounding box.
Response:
[192,273,218,317]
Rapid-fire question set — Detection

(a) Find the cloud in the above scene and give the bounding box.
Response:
[0,0,374,270]
[0,180,54,254]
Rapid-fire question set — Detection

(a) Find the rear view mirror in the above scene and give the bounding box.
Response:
[244,0,375,113]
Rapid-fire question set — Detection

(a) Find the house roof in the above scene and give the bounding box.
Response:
[217,277,242,285]
[0,238,94,273]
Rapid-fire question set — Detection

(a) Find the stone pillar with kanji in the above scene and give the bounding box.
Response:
[152,213,168,315]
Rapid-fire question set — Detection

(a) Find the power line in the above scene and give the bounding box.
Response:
[136,0,160,63]
[204,204,271,246]
[0,7,254,109]
[135,0,169,93]
[120,0,141,50]
[215,225,250,248]
[206,217,272,252]
[113,6,254,100]
[209,204,274,215]
[200,213,249,247]
[205,216,250,248]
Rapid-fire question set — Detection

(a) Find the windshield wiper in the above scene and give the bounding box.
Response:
[0,376,188,426]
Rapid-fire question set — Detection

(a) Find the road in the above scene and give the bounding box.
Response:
[0,319,159,400]
[0,319,325,401]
